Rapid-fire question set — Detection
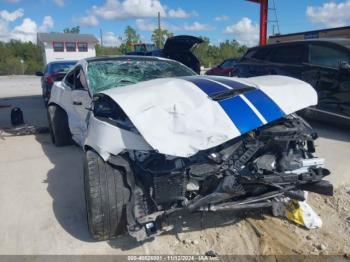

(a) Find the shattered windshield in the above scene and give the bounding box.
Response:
[87,59,196,93]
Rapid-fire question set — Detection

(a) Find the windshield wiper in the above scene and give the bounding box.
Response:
[210,87,256,101]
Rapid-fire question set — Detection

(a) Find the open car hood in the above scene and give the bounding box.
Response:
[163,35,204,54]
[101,75,317,157]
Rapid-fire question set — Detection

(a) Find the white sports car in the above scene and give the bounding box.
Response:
[48,56,332,241]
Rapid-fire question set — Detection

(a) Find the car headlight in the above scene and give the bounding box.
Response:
[93,94,139,134]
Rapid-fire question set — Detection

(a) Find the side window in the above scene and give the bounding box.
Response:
[220,60,232,69]
[78,42,88,52]
[309,44,349,68]
[252,48,272,61]
[53,42,64,52]
[65,70,75,88]
[65,42,76,52]
[269,45,305,64]
[43,65,48,74]
[74,68,88,90]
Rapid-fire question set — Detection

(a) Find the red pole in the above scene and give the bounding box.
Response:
[259,0,268,45]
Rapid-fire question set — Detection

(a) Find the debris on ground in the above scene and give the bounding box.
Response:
[205,250,218,257]
[0,124,49,138]
[284,200,322,229]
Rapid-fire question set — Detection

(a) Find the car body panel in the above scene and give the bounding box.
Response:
[205,58,239,76]
[98,75,317,158]
[49,56,317,159]
[38,60,77,104]
[163,35,204,53]
[235,39,350,124]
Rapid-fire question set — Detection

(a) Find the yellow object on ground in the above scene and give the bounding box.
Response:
[285,200,322,229]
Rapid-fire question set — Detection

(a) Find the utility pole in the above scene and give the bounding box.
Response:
[100,28,103,47]
[157,12,161,48]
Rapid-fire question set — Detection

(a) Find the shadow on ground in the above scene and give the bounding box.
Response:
[309,120,350,143]
[33,131,269,251]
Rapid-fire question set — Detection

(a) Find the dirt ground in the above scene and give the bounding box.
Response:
[0,76,349,256]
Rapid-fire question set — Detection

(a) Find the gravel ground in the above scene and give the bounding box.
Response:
[0,75,349,255]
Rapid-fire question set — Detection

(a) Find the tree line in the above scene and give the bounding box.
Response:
[0,26,248,75]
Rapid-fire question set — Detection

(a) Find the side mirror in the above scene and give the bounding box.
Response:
[339,61,350,70]
[35,71,44,77]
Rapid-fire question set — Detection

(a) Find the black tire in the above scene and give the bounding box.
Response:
[47,104,72,146]
[84,150,130,241]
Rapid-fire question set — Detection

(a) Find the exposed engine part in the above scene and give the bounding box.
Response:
[254,154,276,171]
[123,116,332,241]
[152,172,186,204]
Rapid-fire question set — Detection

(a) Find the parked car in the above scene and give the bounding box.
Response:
[48,55,332,242]
[127,35,203,74]
[35,60,77,105]
[205,58,239,76]
[234,39,350,126]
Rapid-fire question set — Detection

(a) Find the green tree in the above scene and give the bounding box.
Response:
[193,37,247,67]
[123,26,140,52]
[95,44,123,56]
[63,26,80,34]
[151,28,173,48]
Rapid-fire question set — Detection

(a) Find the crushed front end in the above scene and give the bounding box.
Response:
[117,115,332,241]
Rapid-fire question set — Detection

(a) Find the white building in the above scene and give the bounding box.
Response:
[37,32,99,65]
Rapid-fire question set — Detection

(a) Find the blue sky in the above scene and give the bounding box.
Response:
[1,0,350,46]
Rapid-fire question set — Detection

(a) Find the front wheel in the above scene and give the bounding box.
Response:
[47,105,72,146]
[84,150,130,241]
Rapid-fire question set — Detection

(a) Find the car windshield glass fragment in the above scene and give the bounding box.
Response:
[87,59,196,93]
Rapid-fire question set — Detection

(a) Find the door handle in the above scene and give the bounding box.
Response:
[73,101,82,106]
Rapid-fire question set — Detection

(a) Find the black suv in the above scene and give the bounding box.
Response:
[234,39,350,126]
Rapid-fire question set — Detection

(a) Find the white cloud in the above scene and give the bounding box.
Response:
[84,0,195,21]
[0,8,24,22]
[183,21,212,31]
[102,31,122,47]
[168,8,197,18]
[136,18,156,31]
[39,16,53,32]
[135,18,180,32]
[11,18,38,42]
[136,19,210,32]
[53,0,64,7]
[214,15,229,22]
[76,14,99,27]
[0,16,54,42]
[306,1,350,27]
[91,0,166,20]
[224,17,259,47]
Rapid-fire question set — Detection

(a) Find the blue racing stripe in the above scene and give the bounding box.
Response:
[205,76,253,90]
[181,76,228,95]
[244,90,285,122]
[219,96,263,134]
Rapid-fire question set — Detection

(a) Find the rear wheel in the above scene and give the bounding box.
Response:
[84,150,130,241]
[47,104,72,146]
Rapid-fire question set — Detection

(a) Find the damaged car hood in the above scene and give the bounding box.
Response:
[101,75,317,157]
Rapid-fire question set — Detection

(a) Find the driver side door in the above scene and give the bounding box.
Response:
[63,66,91,145]
[304,43,350,118]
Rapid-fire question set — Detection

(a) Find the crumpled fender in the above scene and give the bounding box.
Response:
[99,75,317,157]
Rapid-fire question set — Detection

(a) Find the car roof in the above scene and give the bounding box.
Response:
[48,60,77,65]
[85,55,171,63]
[248,38,350,51]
